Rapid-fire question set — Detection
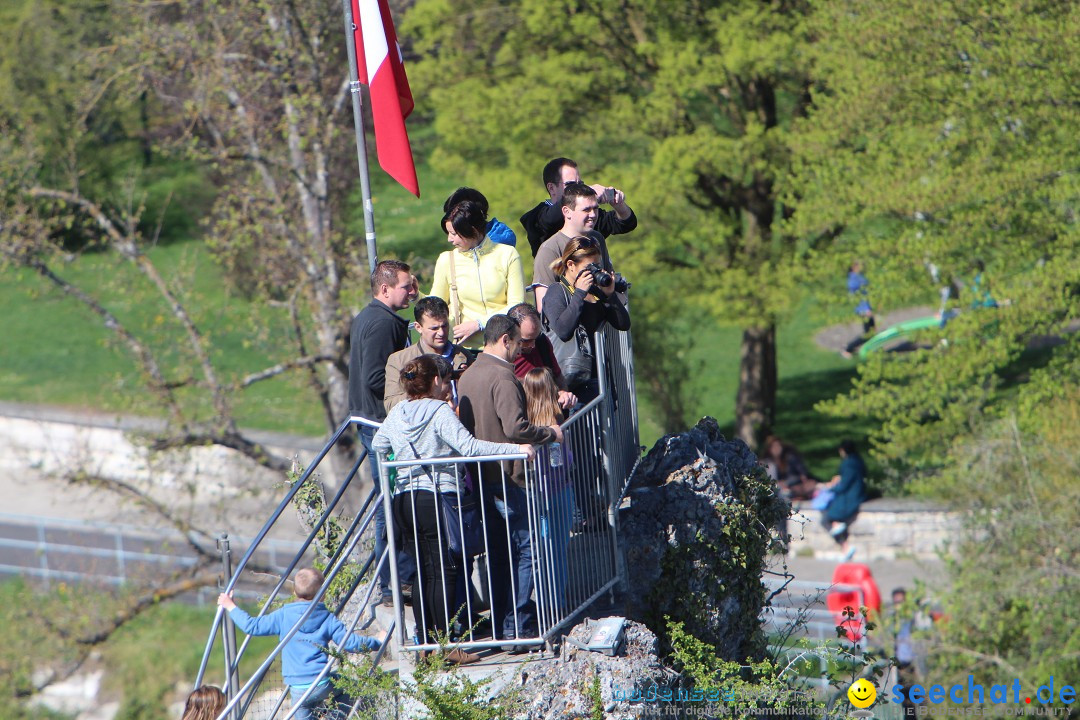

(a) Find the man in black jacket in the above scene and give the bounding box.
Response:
[519,157,637,257]
[347,259,417,604]
[348,260,416,422]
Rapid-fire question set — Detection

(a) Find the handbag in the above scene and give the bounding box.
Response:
[440,489,486,557]
[406,436,485,557]
[542,281,594,388]
[810,486,835,510]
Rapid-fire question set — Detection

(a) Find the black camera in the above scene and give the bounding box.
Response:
[584,262,630,295]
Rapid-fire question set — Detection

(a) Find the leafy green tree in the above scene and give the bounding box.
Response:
[790,0,1080,478]
[403,0,817,444]
[0,0,213,246]
[131,0,364,440]
[923,392,1080,694]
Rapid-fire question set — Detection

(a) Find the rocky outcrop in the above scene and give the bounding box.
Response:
[515,620,673,720]
[507,418,787,717]
[621,417,788,660]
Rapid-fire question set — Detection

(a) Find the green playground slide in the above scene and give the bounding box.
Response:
[857,316,941,358]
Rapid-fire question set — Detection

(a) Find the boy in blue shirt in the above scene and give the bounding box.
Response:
[218,568,380,720]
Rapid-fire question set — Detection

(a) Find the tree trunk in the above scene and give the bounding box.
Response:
[735,323,776,450]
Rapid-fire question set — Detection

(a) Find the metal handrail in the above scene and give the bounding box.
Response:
[192,414,394,720]
[194,416,361,687]
[195,324,641,717]
[214,510,383,720]
[378,381,626,656]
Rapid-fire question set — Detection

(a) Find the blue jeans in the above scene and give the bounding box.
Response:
[482,481,537,640]
[290,678,350,720]
[358,425,415,593]
[538,484,575,612]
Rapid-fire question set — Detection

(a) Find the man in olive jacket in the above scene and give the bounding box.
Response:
[457,314,562,644]
[383,296,474,413]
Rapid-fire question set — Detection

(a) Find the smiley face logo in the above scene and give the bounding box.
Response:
[847,678,877,708]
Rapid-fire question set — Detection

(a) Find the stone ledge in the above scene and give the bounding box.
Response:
[787,498,960,562]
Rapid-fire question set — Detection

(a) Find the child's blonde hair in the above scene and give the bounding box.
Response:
[293,567,324,601]
[523,367,564,427]
[181,685,226,720]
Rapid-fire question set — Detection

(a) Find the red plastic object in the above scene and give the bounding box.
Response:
[826,563,882,642]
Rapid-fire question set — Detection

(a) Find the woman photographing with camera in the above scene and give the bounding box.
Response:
[541,235,631,403]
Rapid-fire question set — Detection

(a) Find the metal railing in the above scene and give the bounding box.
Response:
[761,578,867,693]
[192,416,395,720]
[0,512,302,602]
[599,324,642,500]
[193,327,641,717]
[379,387,622,656]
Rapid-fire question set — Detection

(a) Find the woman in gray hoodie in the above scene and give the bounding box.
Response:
[373,354,534,664]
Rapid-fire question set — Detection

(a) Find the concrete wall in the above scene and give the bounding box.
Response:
[788,498,959,562]
[0,402,333,535]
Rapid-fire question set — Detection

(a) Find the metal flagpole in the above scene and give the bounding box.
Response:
[340,0,379,275]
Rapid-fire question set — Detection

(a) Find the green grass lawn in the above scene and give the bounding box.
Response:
[1,243,328,435]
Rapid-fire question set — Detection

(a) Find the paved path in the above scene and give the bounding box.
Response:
[3,466,310,542]
[775,555,944,598]
[814,307,936,354]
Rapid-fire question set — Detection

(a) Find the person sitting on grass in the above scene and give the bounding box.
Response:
[759,435,818,501]
[217,567,380,720]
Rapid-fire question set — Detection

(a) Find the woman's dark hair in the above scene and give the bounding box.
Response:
[839,439,859,456]
[441,200,487,241]
[443,187,489,215]
[401,355,441,399]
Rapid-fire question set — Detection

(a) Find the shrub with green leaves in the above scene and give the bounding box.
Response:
[923,391,1080,694]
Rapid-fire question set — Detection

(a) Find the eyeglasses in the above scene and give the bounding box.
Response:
[572,235,599,249]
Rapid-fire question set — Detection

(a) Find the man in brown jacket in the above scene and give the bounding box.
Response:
[457,314,562,645]
[383,296,474,413]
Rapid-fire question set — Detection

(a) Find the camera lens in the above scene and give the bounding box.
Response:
[586,262,612,287]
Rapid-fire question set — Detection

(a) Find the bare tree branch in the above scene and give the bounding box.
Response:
[934,643,1034,688]
[235,354,337,389]
[149,431,291,472]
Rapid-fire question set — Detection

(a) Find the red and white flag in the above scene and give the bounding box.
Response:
[351,0,419,197]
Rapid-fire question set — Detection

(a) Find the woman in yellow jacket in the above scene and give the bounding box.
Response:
[429,200,525,349]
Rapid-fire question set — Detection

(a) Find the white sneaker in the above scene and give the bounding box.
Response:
[829,522,848,537]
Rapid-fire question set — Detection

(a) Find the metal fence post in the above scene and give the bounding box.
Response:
[37,522,50,590]
[218,534,241,720]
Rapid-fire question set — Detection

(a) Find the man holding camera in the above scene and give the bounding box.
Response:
[519,157,637,258]
[532,182,622,312]
[384,296,475,413]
